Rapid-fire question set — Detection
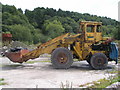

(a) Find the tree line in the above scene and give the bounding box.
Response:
[1,3,119,44]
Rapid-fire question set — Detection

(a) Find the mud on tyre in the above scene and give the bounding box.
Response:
[51,47,73,69]
[90,53,108,70]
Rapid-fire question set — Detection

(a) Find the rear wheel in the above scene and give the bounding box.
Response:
[51,47,73,69]
[90,53,108,70]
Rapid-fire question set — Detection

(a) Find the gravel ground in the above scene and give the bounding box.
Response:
[0,57,118,88]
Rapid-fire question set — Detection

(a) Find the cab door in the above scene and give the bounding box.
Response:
[86,25,102,42]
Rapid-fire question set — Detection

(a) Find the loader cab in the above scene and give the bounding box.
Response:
[80,21,102,42]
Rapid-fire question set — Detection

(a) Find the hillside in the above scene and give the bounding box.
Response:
[1,4,119,44]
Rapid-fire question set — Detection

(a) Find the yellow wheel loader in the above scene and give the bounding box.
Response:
[5,21,119,70]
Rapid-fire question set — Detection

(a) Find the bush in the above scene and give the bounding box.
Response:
[10,24,33,44]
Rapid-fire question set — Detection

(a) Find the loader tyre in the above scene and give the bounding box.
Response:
[86,54,92,65]
[86,59,91,65]
[51,47,73,69]
[90,53,108,70]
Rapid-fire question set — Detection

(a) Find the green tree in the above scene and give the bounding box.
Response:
[18,8,23,14]
[2,5,17,15]
[2,3,119,45]
[44,20,65,38]
[113,23,120,40]
[10,24,33,44]
[63,24,73,33]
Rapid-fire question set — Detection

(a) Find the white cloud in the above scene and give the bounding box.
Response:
[1,0,119,20]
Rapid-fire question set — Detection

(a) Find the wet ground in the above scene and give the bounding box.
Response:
[0,57,118,88]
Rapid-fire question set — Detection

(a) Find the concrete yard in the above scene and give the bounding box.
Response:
[0,57,118,88]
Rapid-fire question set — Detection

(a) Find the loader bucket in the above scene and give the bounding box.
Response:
[5,49,29,63]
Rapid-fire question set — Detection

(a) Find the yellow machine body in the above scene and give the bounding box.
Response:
[6,21,116,69]
[21,21,109,62]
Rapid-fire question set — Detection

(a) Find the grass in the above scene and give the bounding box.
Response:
[118,59,120,63]
[26,60,51,64]
[79,82,92,87]
[0,64,2,67]
[0,78,7,85]
[2,64,22,67]
[60,81,73,89]
[73,59,79,61]
[79,76,120,88]
[89,76,120,88]
[109,70,120,74]
[0,78,4,81]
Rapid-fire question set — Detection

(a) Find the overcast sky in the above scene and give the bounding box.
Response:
[1,0,119,20]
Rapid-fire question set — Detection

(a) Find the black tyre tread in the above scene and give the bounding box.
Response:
[90,53,108,70]
[51,47,73,69]
[86,54,92,65]
[86,59,91,65]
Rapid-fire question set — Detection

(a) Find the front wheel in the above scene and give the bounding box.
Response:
[51,47,73,69]
[90,53,108,70]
